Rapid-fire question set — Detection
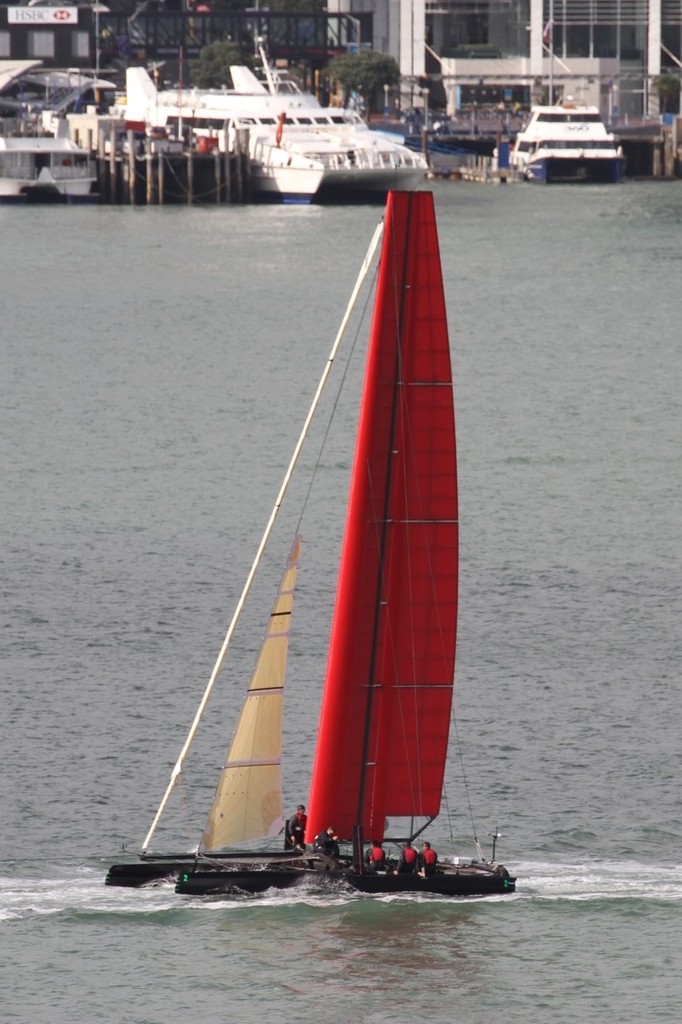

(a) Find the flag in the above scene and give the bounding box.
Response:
[543,19,553,45]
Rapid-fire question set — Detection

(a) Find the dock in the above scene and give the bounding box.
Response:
[68,114,252,205]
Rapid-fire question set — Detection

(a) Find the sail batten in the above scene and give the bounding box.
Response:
[306,192,458,843]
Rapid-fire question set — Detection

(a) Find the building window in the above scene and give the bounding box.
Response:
[565,24,591,58]
[72,31,90,59]
[0,31,10,58]
[28,31,55,59]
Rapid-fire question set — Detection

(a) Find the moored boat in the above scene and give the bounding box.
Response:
[0,128,97,203]
[510,100,624,183]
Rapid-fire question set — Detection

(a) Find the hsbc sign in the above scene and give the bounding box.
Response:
[8,7,80,24]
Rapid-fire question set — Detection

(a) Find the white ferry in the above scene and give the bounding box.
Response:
[511,100,624,183]
[124,59,426,203]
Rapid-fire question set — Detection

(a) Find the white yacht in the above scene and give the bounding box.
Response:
[124,61,427,203]
[510,100,624,183]
[0,127,96,202]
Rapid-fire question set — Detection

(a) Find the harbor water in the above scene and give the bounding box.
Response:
[2,181,681,1023]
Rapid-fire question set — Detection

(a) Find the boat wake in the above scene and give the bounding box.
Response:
[3,856,681,919]
[511,857,682,902]
[0,866,180,921]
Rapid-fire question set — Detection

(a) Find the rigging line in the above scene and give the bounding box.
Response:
[442,786,456,848]
[450,711,480,852]
[292,241,381,539]
[141,217,385,854]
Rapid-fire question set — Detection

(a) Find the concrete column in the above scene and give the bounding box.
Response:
[400,0,425,109]
[647,0,662,116]
[530,0,544,80]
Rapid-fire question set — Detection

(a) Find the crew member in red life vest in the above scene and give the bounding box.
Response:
[395,841,418,874]
[419,841,438,877]
[284,804,307,850]
[365,840,386,871]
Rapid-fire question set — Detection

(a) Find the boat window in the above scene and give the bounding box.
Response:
[536,112,603,124]
[297,117,313,125]
[538,139,618,150]
[314,117,329,124]
[331,116,345,124]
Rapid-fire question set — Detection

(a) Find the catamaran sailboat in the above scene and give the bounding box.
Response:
[106,191,515,898]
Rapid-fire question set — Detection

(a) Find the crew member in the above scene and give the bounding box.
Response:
[285,804,307,850]
[276,111,286,147]
[395,841,418,874]
[365,839,386,871]
[418,840,438,877]
[313,825,340,858]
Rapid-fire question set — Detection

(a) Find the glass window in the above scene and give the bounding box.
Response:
[72,31,89,59]
[620,23,645,62]
[28,31,55,59]
[565,25,591,59]
[594,25,617,59]
[0,31,10,58]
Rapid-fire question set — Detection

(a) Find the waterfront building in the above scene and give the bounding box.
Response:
[1,1,679,116]
[330,0,682,116]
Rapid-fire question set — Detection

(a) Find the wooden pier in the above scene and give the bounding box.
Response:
[70,116,252,205]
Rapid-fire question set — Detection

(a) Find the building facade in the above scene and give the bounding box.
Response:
[2,1,680,115]
[333,0,682,115]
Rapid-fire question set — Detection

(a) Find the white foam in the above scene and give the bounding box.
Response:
[2,857,680,918]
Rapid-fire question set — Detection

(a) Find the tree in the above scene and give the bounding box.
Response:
[190,40,252,89]
[653,73,680,115]
[325,51,400,112]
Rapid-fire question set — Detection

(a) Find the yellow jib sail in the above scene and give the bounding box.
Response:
[199,535,302,852]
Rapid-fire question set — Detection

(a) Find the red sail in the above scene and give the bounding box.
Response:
[306,191,458,843]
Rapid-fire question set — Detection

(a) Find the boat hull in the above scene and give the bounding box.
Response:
[525,156,624,184]
[0,181,98,203]
[316,165,425,203]
[106,858,198,886]
[345,868,515,897]
[105,849,309,887]
[174,863,516,898]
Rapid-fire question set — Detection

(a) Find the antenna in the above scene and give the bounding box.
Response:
[488,827,502,862]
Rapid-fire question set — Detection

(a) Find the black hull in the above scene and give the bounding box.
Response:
[177,868,308,894]
[105,850,309,888]
[106,859,197,887]
[175,864,515,898]
[345,870,515,897]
